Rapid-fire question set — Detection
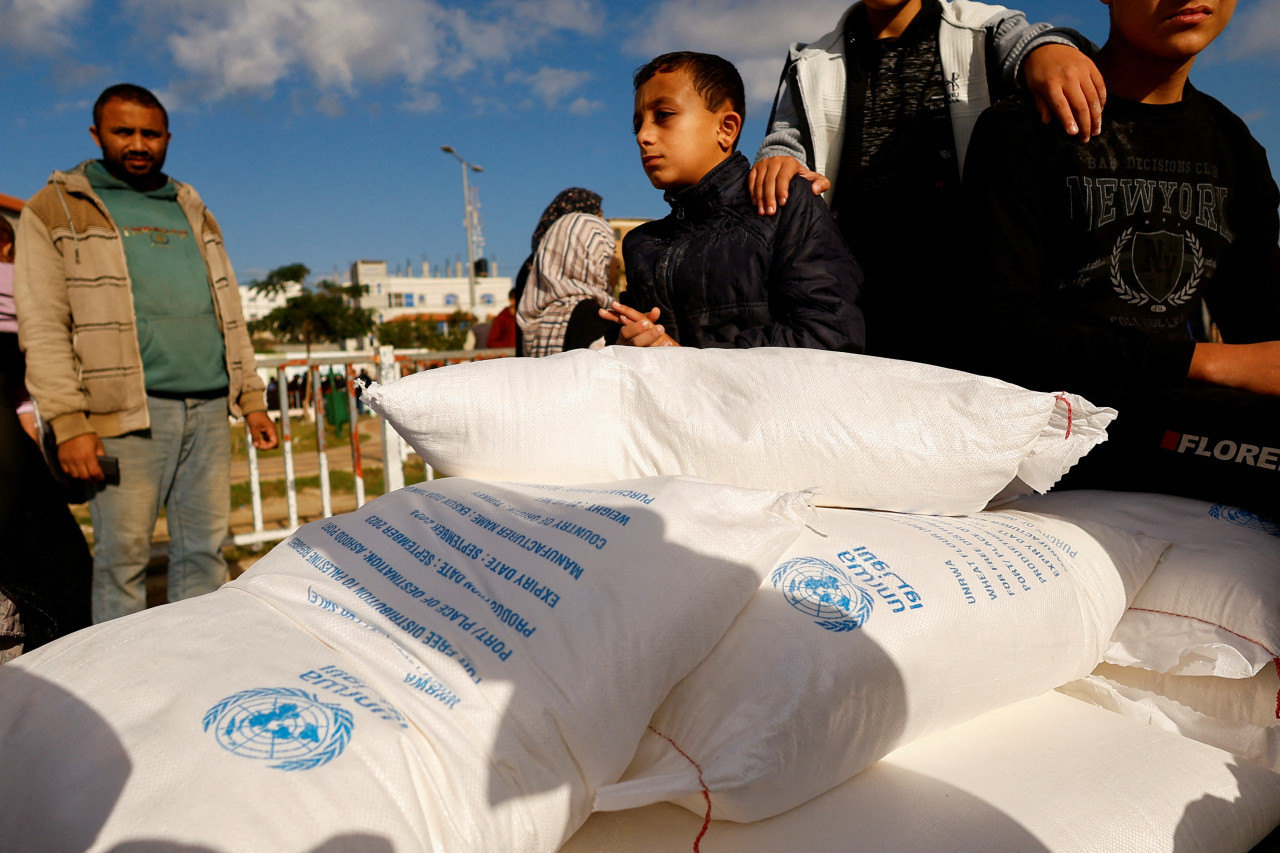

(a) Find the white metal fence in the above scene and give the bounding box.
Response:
[227,345,514,550]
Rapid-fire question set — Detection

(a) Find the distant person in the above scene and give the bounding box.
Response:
[486,288,518,349]
[0,217,34,441]
[470,316,492,351]
[963,0,1280,520]
[14,83,278,623]
[0,214,93,660]
[749,0,1103,366]
[354,368,373,414]
[288,373,305,410]
[603,52,864,350]
[517,188,616,356]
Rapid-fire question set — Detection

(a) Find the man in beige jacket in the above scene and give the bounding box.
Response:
[15,83,277,623]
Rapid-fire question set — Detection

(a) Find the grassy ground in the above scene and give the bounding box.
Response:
[228,412,364,459]
[228,460,429,509]
[72,414,429,539]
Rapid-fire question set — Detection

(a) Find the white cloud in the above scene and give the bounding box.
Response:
[400,90,443,114]
[135,0,449,97]
[625,0,847,105]
[568,96,601,115]
[104,0,606,110]
[0,0,91,52]
[1227,2,1280,61]
[510,0,604,36]
[507,66,592,107]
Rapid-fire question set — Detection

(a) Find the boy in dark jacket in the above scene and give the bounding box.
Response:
[601,52,865,351]
[964,0,1280,520]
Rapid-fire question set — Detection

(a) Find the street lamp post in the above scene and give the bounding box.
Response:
[441,145,483,313]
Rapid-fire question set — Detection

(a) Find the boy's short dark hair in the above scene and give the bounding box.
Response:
[93,83,169,130]
[634,52,746,147]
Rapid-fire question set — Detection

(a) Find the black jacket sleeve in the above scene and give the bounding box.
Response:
[1200,117,1280,345]
[734,177,866,353]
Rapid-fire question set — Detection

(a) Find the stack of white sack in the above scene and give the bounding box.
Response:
[565,692,1280,853]
[1005,490,1280,773]
[362,346,1116,515]
[0,347,1134,851]
[592,504,1166,821]
[0,476,810,853]
[360,346,1162,823]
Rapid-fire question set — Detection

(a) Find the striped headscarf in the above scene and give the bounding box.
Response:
[517,210,615,357]
[530,188,603,252]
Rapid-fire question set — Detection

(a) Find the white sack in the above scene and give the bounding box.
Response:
[1060,661,1280,773]
[1005,490,1280,678]
[594,506,1165,822]
[566,692,1280,853]
[363,347,1115,515]
[0,476,809,853]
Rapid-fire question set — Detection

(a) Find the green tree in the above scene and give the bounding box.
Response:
[247,262,309,299]
[250,269,376,357]
[375,310,474,351]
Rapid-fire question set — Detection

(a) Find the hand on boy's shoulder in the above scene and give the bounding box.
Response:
[749,156,830,217]
[1022,43,1106,143]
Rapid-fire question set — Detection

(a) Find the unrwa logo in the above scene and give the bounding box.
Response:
[771,556,874,632]
[203,687,353,771]
[1208,504,1280,538]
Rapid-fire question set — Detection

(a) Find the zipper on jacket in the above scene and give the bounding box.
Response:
[657,238,689,339]
[52,181,84,264]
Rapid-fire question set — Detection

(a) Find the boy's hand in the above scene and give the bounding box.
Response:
[749,156,831,216]
[599,302,680,347]
[1189,341,1280,396]
[1023,43,1106,143]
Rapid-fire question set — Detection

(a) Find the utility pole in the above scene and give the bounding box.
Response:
[441,145,483,312]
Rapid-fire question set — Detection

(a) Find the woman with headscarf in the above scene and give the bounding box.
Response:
[516,188,616,357]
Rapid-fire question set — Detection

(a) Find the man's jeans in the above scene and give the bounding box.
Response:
[89,396,231,623]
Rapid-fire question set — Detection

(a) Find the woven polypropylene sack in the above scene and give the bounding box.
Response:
[1060,661,1280,772]
[566,693,1280,853]
[363,347,1115,515]
[594,506,1165,822]
[1006,490,1280,678]
[0,476,808,853]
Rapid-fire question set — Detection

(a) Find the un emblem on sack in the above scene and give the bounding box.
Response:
[203,688,354,771]
[771,556,874,632]
[1208,505,1280,537]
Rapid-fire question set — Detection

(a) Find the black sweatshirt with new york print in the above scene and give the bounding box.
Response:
[963,86,1280,399]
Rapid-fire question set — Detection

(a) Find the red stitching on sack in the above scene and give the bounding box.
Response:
[1129,610,1280,717]
[1054,393,1073,439]
[1273,658,1280,721]
[1127,607,1278,659]
[647,724,712,852]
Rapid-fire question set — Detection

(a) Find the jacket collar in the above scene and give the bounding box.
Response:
[663,152,749,220]
[51,159,185,199]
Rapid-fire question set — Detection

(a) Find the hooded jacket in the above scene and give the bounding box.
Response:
[14,160,265,444]
[756,0,1086,195]
[620,153,864,352]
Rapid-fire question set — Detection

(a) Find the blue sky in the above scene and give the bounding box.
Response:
[3,0,1278,286]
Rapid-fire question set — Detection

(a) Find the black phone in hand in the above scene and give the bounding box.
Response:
[98,455,120,485]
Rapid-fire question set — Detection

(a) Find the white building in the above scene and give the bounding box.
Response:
[346,260,512,326]
[239,279,305,322]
